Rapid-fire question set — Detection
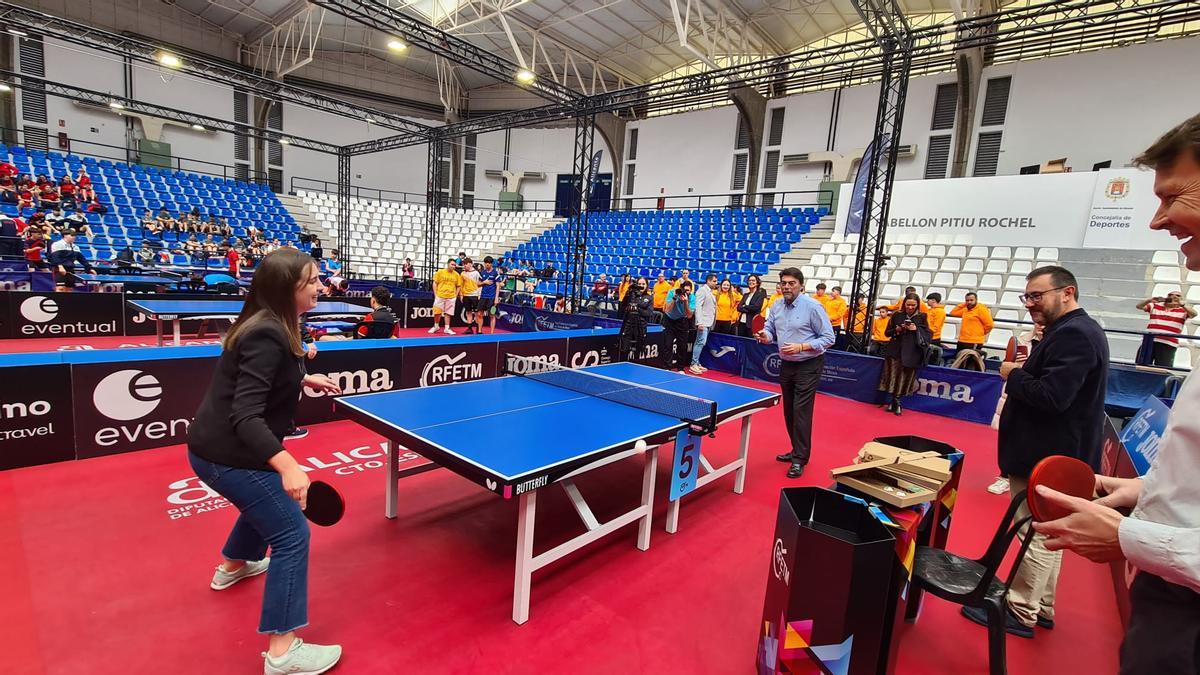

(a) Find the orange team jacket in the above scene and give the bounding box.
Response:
[850,304,869,334]
[715,290,742,322]
[949,303,994,344]
[822,297,848,329]
[652,281,673,309]
[618,281,631,302]
[926,306,946,341]
[871,315,891,343]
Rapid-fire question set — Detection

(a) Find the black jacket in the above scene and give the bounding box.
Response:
[737,289,768,321]
[187,320,304,470]
[998,308,1109,478]
[883,311,931,369]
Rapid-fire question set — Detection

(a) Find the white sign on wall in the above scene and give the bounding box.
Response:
[833,172,1097,247]
[1083,169,1174,250]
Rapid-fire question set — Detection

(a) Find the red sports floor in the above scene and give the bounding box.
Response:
[0,372,1121,675]
[0,327,510,353]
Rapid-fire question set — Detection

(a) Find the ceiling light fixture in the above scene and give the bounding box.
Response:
[7,29,28,38]
[387,39,408,52]
[157,52,182,68]
[279,138,291,145]
[0,84,11,93]
[515,68,536,84]
[191,124,205,131]
[109,100,125,110]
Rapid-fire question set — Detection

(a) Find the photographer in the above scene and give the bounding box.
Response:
[662,280,696,371]
[618,276,654,362]
[878,293,931,416]
[1136,291,1196,367]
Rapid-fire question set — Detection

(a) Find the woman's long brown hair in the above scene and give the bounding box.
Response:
[224,248,313,357]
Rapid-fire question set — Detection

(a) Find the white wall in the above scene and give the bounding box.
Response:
[986,38,1200,175]
[131,66,233,175]
[40,38,127,157]
[625,105,740,199]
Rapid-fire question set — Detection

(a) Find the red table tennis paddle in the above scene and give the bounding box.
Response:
[304,480,345,527]
[751,314,766,335]
[1027,455,1095,522]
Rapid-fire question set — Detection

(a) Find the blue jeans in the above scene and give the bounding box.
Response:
[188,452,310,634]
[691,325,711,366]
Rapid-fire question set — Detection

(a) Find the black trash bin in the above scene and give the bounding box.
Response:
[757,487,899,675]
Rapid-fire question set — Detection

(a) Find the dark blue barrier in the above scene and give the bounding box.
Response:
[527,306,595,331]
[0,271,54,292]
[1105,364,1173,418]
[698,331,744,374]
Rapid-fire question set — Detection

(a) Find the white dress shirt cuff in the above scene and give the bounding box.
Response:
[1119,516,1200,594]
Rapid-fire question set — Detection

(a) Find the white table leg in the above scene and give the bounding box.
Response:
[734,416,752,494]
[513,489,537,624]
[637,446,658,551]
[172,318,181,346]
[155,317,164,347]
[385,440,398,519]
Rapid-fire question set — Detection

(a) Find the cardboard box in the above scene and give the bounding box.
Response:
[830,442,952,508]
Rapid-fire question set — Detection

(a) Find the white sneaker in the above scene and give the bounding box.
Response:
[444,327,455,335]
[427,326,438,334]
[263,638,342,675]
[987,477,1010,495]
[211,558,270,590]
[688,364,703,374]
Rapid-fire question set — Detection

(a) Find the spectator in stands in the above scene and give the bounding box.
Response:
[227,243,242,277]
[878,293,931,416]
[819,284,849,333]
[590,274,611,309]
[675,269,692,289]
[618,273,632,305]
[0,172,16,204]
[401,258,415,279]
[541,261,558,279]
[17,178,36,209]
[138,240,158,268]
[28,209,47,231]
[157,209,175,232]
[184,233,201,253]
[736,274,767,337]
[925,292,946,365]
[960,265,1109,640]
[325,249,342,276]
[850,297,869,338]
[460,258,483,335]
[688,274,718,374]
[58,175,77,210]
[812,282,830,306]
[39,184,60,210]
[84,195,107,215]
[456,251,467,266]
[880,285,928,313]
[0,159,16,182]
[652,272,672,312]
[662,279,696,371]
[477,256,500,334]
[713,278,742,334]
[757,267,835,479]
[868,307,891,357]
[203,234,220,255]
[35,174,51,191]
[45,208,65,226]
[0,216,19,259]
[141,210,159,235]
[75,168,95,203]
[23,229,45,268]
[431,258,462,335]
[949,291,994,354]
[1136,291,1195,367]
[47,229,94,290]
[552,294,568,313]
[247,223,260,242]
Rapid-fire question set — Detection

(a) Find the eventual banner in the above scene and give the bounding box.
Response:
[834,172,1097,247]
[8,291,124,339]
[1083,169,1173,251]
[1118,395,1170,476]
[296,346,404,424]
[72,356,217,459]
[0,364,76,470]
[399,343,498,388]
[699,332,746,375]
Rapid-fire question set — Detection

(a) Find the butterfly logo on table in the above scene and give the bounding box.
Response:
[485,478,498,491]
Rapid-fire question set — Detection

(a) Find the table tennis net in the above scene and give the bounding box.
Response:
[503,354,717,434]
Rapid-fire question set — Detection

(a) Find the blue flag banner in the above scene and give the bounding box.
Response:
[593,316,624,330]
[699,331,746,375]
[0,271,54,292]
[1119,396,1171,475]
[845,135,891,236]
[669,429,703,501]
[527,307,595,332]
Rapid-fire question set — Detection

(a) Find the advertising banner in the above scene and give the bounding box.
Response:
[495,304,529,332]
[0,271,54,292]
[72,356,217,459]
[565,334,620,369]
[845,137,885,236]
[900,364,1004,425]
[8,291,124,339]
[742,340,783,384]
[699,331,747,375]
[403,297,471,329]
[834,172,1097,247]
[1118,395,1170,476]
[0,364,76,470]
[399,343,498,388]
[1083,169,1174,250]
[819,350,884,403]
[495,339,570,375]
[296,346,404,424]
[527,306,595,331]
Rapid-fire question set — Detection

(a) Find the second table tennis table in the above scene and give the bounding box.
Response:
[125,299,371,346]
[335,358,779,623]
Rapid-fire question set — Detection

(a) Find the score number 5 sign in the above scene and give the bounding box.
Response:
[669,429,703,501]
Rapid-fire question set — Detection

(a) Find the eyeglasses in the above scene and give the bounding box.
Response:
[779,280,800,287]
[1018,286,1069,305]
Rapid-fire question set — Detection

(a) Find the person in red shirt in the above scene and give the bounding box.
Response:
[35,174,51,190]
[0,174,15,204]
[58,175,76,208]
[0,160,17,180]
[75,169,95,202]
[17,183,36,210]
[39,186,60,210]
[1136,291,1197,367]
[226,244,241,276]
[23,230,45,268]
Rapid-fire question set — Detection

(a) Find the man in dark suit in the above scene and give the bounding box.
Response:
[962,265,1109,638]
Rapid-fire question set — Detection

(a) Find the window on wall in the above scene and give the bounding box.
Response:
[767,108,785,147]
[762,150,781,189]
[735,113,750,150]
[930,82,957,131]
[22,125,48,151]
[981,76,1012,127]
[972,131,1004,177]
[461,134,477,207]
[18,37,47,130]
[627,128,639,161]
[924,135,952,179]
[266,102,283,168]
[624,163,635,195]
[730,154,749,191]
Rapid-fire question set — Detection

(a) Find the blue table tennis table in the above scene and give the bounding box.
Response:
[125,299,370,346]
[76,273,185,289]
[334,359,779,623]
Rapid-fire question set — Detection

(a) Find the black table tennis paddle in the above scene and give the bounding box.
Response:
[304,480,345,527]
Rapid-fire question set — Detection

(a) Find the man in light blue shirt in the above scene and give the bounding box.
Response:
[757,267,835,478]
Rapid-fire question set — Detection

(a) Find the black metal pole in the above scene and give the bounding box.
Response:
[336,149,351,272]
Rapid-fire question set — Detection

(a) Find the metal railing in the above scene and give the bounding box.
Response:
[0,127,271,186]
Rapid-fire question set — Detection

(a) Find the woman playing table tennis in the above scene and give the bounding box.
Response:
[186,247,344,675]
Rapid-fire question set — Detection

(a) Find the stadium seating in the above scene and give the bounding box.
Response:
[507,206,829,288]
[1,144,301,266]
[297,190,553,272]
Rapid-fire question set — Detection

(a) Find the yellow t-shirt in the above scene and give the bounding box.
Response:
[872,315,891,343]
[824,297,848,329]
[927,306,946,341]
[433,269,462,299]
[715,291,742,322]
[653,281,673,310]
[460,271,480,297]
[618,281,631,302]
[762,293,783,318]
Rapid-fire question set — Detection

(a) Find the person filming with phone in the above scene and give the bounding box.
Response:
[877,293,931,416]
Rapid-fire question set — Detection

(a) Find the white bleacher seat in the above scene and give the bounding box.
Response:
[927,244,947,258]
[887,244,907,257]
[940,259,961,272]
[977,290,998,305]
[933,272,955,286]
[915,233,938,244]
[816,266,834,279]
[980,274,1003,290]
[881,283,902,300]
[899,256,919,270]
[1005,275,1027,291]
[828,255,844,267]
[987,327,1013,350]
[810,254,827,266]
[957,273,980,288]
[962,259,984,273]
[992,246,1012,259]
[995,309,1019,321]
[911,271,933,285]
[985,260,1008,274]
[820,242,838,254]
[918,258,939,271]
[1152,283,1180,298]
[1154,266,1182,282]
[1013,247,1035,260]
[968,246,988,258]
[927,287,948,299]
[947,245,967,258]
[1010,260,1033,275]
[1188,270,1200,284]
[1000,291,1024,308]
[1037,247,1059,260]
[890,270,911,284]
[947,288,967,304]
[908,244,927,257]
[1153,250,1181,265]
[941,321,958,342]
[801,265,815,278]
[837,244,855,255]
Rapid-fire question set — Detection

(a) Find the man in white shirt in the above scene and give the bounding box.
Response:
[1033,113,1200,674]
[688,274,718,374]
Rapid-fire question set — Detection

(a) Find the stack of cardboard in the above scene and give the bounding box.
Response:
[831,442,953,508]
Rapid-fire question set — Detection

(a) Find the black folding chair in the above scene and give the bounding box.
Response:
[358,319,396,339]
[910,490,1035,675]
